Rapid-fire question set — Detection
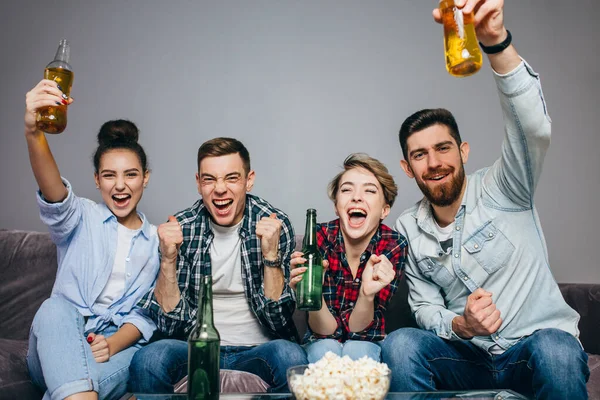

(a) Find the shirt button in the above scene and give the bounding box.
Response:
[495,335,499,340]
[455,254,459,258]
[489,233,494,238]
[127,272,131,277]
[438,252,444,257]
[349,302,354,306]
[455,226,461,231]
[474,244,479,249]
[355,278,360,283]
[463,276,468,281]
[126,257,130,262]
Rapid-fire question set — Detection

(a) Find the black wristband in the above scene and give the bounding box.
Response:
[479,30,512,55]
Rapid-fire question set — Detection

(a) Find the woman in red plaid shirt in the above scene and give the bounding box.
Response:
[290,153,408,363]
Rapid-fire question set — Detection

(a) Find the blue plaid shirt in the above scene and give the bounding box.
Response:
[138,194,299,341]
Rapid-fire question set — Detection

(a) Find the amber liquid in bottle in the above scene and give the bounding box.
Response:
[36,39,73,134]
[440,0,482,77]
[36,67,74,134]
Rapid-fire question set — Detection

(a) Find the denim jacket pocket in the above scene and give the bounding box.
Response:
[416,257,455,288]
[463,221,515,275]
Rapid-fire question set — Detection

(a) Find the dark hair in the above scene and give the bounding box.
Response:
[92,120,148,173]
[197,137,251,174]
[398,108,462,160]
[328,153,398,207]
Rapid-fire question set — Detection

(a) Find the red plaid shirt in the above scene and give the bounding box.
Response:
[303,219,407,343]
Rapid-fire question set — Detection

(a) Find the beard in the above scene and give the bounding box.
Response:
[415,164,466,207]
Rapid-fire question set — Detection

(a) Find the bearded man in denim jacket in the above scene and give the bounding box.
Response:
[381,1,590,399]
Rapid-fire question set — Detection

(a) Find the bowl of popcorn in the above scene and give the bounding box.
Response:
[287,352,391,400]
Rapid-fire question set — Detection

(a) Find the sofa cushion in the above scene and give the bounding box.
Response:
[0,230,57,340]
[0,338,42,400]
[173,370,269,393]
[559,284,600,355]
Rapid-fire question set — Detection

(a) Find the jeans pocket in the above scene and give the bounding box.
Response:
[463,221,515,274]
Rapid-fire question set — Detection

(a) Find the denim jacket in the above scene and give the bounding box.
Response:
[395,60,580,353]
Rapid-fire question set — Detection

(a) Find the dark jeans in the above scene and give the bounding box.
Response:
[129,338,307,393]
[381,327,590,399]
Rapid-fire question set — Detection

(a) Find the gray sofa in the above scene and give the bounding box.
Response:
[1,229,599,399]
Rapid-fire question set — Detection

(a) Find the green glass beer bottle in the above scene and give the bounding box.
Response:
[188,275,220,400]
[297,208,324,311]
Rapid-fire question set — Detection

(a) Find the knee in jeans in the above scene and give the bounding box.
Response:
[382,328,427,354]
[529,329,584,366]
[270,340,308,365]
[34,297,77,328]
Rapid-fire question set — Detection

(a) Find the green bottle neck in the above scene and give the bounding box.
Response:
[200,275,215,327]
[303,210,318,250]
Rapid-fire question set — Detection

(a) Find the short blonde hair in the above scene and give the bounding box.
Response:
[327,153,398,207]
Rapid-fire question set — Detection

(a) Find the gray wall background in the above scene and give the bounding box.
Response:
[1,1,598,283]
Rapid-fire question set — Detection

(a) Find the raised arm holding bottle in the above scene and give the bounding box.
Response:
[381,1,590,398]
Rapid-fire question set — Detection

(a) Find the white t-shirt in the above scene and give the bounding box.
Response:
[209,220,271,346]
[96,223,138,307]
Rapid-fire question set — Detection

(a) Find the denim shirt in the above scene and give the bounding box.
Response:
[395,60,580,353]
[37,178,160,342]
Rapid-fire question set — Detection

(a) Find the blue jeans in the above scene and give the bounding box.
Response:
[381,327,590,399]
[305,339,381,363]
[26,297,139,400]
[129,338,308,393]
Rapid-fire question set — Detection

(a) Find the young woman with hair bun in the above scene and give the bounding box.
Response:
[23,79,159,400]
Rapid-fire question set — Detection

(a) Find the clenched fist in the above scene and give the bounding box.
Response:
[256,213,282,261]
[87,333,110,363]
[453,288,503,339]
[360,254,396,297]
[158,215,183,264]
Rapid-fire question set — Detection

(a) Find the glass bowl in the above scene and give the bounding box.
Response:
[287,364,391,400]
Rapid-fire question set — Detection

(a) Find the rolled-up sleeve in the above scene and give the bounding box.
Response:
[37,177,82,245]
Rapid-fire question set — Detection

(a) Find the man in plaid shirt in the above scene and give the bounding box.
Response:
[290,153,407,363]
[130,137,307,393]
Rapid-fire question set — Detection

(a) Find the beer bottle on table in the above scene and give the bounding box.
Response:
[36,39,74,134]
[188,275,220,400]
[297,208,324,311]
[440,0,482,77]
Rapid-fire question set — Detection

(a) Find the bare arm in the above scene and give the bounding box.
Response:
[256,214,285,300]
[155,216,184,313]
[263,266,284,301]
[347,292,375,332]
[24,80,71,202]
[106,323,142,356]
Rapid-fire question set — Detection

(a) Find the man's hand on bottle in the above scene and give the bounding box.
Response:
[289,251,329,291]
[452,288,503,339]
[360,254,395,298]
[24,79,73,136]
[432,0,507,47]
[158,215,183,265]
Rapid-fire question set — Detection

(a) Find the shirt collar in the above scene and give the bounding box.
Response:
[415,175,471,228]
[196,195,254,239]
[99,203,152,239]
[329,218,383,255]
